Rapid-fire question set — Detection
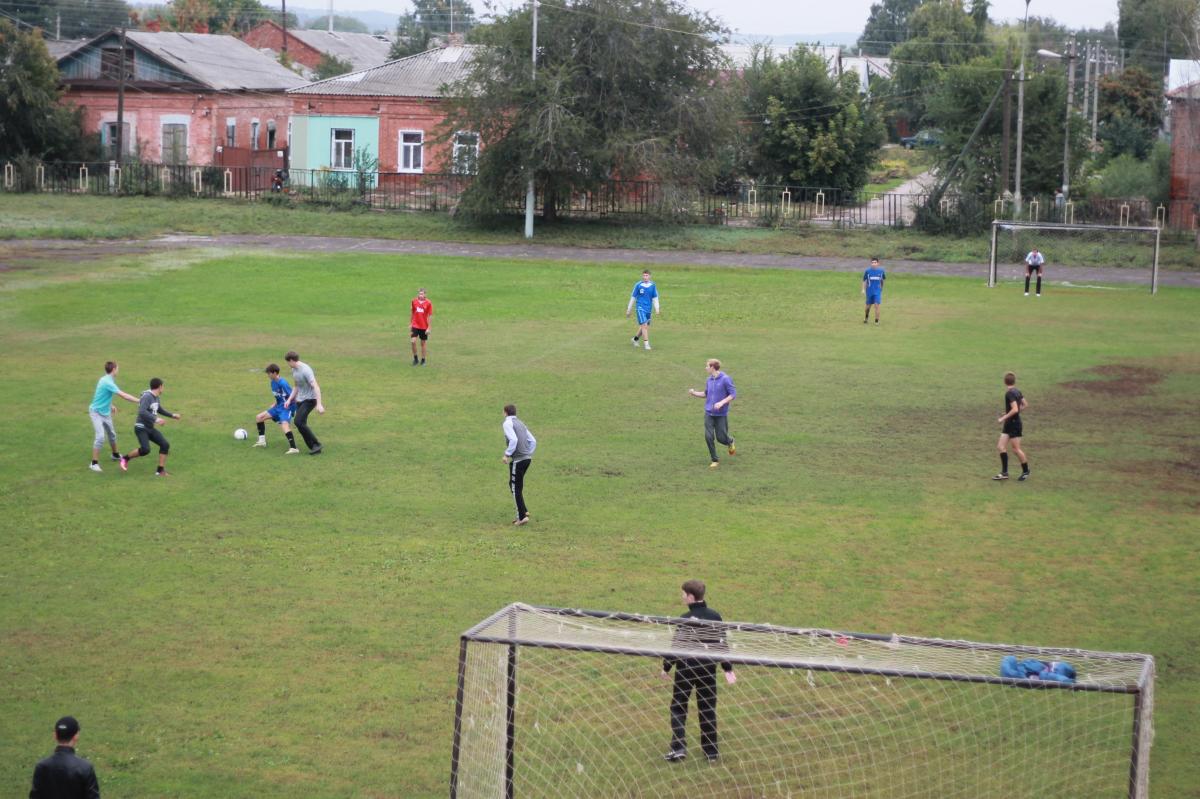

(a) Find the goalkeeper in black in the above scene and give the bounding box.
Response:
[661,579,737,763]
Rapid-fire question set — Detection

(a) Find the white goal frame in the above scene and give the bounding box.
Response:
[988,220,1162,294]
[450,603,1156,799]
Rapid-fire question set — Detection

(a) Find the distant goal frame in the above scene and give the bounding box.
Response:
[449,603,1156,799]
[988,220,1163,294]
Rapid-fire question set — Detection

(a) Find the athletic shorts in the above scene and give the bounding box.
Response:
[636,307,653,325]
[1026,263,1044,272]
[410,326,429,340]
[135,424,170,454]
[866,292,882,305]
[268,405,292,424]
[1003,417,1023,438]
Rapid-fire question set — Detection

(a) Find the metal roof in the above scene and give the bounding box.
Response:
[289,45,479,97]
[286,28,393,72]
[120,31,306,90]
[44,38,88,59]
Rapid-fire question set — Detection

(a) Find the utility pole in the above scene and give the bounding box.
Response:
[328,0,333,32]
[523,0,538,239]
[1091,45,1101,141]
[1062,36,1076,201]
[116,26,127,164]
[282,0,289,55]
[1081,40,1092,121]
[1014,0,1032,214]
[1002,42,1012,201]
[55,12,60,39]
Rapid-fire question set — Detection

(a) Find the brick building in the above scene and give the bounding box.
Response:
[241,22,392,76]
[1167,81,1200,231]
[287,46,479,174]
[57,30,305,165]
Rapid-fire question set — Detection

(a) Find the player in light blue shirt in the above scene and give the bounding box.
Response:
[862,258,886,325]
[252,363,299,453]
[87,360,139,472]
[626,269,660,350]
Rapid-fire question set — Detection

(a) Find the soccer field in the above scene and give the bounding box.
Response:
[0,248,1197,797]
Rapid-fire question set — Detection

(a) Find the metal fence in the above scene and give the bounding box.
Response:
[2,159,1192,231]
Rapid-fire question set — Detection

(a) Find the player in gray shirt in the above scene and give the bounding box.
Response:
[119,377,182,476]
[284,351,324,455]
[502,404,537,526]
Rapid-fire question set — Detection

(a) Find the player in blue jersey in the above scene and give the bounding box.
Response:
[862,257,886,324]
[252,364,300,453]
[626,269,660,350]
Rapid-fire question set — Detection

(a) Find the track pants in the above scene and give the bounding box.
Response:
[669,663,719,757]
[293,399,321,450]
[509,457,531,520]
[704,414,733,462]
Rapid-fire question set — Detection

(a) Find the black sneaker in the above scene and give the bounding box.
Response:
[309,444,323,455]
[110,453,122,461]
[992,473,1009,481]
[705,753,720,763]
[412,357,419,366]
[420,359,426,366]
[1018,471,1030,481]
[663,749,687,762]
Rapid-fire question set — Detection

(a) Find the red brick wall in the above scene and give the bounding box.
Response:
[67,88,292,165]
[1168,98,1200,229]
[242,21,324,71]
[291,94,463,172]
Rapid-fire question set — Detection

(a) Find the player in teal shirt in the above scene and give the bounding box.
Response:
[87,361,139,472]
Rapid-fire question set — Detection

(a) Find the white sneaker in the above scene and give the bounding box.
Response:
[285,447,300,455]
[253,436,267,448]
[644,342,652,350]
[89,463,102,473]
[631,337,638,347]
[1024,292,1029,296]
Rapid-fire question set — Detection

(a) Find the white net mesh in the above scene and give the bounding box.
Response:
[989,221,1161,292]
[451,604,1154,799]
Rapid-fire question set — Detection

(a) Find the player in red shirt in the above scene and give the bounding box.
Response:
[410,288,434,366]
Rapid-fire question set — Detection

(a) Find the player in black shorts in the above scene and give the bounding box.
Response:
[119,378,182,476]
[994,371,1030,481]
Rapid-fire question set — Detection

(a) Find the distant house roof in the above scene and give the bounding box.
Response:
[285,27,393,71]
[1169,80,1200,101]
[289,45,479,98]
[1167,60,1200,96]
[44,38,88,59]
[57,29,305,91]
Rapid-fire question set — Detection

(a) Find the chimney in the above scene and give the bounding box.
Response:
[446,32,465,47]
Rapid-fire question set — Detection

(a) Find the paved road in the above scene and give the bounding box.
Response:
[3,234,1196,288]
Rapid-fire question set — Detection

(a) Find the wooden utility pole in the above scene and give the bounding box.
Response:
[282,0,289,54]
[116,26,127,164]
[1062,36,1076,200]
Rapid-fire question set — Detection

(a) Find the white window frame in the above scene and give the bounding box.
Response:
[266,119,277,150]
[331,128,355,170]
[452,130,479,175]
[225,117,237,149]
[160,114,190,165]
[398,129,424,174]
[250,119,260,151]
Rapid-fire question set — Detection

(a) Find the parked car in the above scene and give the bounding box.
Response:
[901,129,943,149]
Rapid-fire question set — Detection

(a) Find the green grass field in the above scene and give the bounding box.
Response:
[1,246,1197,797]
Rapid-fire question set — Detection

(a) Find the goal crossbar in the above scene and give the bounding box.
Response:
[460,604,1149,693]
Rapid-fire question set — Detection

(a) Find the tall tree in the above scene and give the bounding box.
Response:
[0,19,93,160]
[856,0,921,56]
[741,46,885,190]
[889,0,989,127]
[8,0,132,39]
[1096,66,1164,160]
[307,15,370,34]
[389,12,432,59]
[1118,0,1200,74]
[443,0,734,221]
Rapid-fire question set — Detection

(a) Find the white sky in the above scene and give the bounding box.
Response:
[311,0,1122,35]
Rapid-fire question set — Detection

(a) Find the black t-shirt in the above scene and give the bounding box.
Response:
[1004,388,1024,418]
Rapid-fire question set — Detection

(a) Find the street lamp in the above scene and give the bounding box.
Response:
[1013,0,1032,215]
[1038,38,1077,206]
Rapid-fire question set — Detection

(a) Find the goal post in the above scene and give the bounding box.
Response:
[450,603,1155,798]
[988,220,1162,294]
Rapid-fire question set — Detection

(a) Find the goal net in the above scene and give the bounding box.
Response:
[450,604,1155,799]
[988,221,1163,294]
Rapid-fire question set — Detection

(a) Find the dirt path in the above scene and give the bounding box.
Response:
[3,234,1197,288]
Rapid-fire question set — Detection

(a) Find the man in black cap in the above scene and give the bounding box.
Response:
[29,716,100,798]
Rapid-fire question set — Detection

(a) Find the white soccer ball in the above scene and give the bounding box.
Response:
[234,428,248,440]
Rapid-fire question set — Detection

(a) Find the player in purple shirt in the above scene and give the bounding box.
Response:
[688,359,737,468]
